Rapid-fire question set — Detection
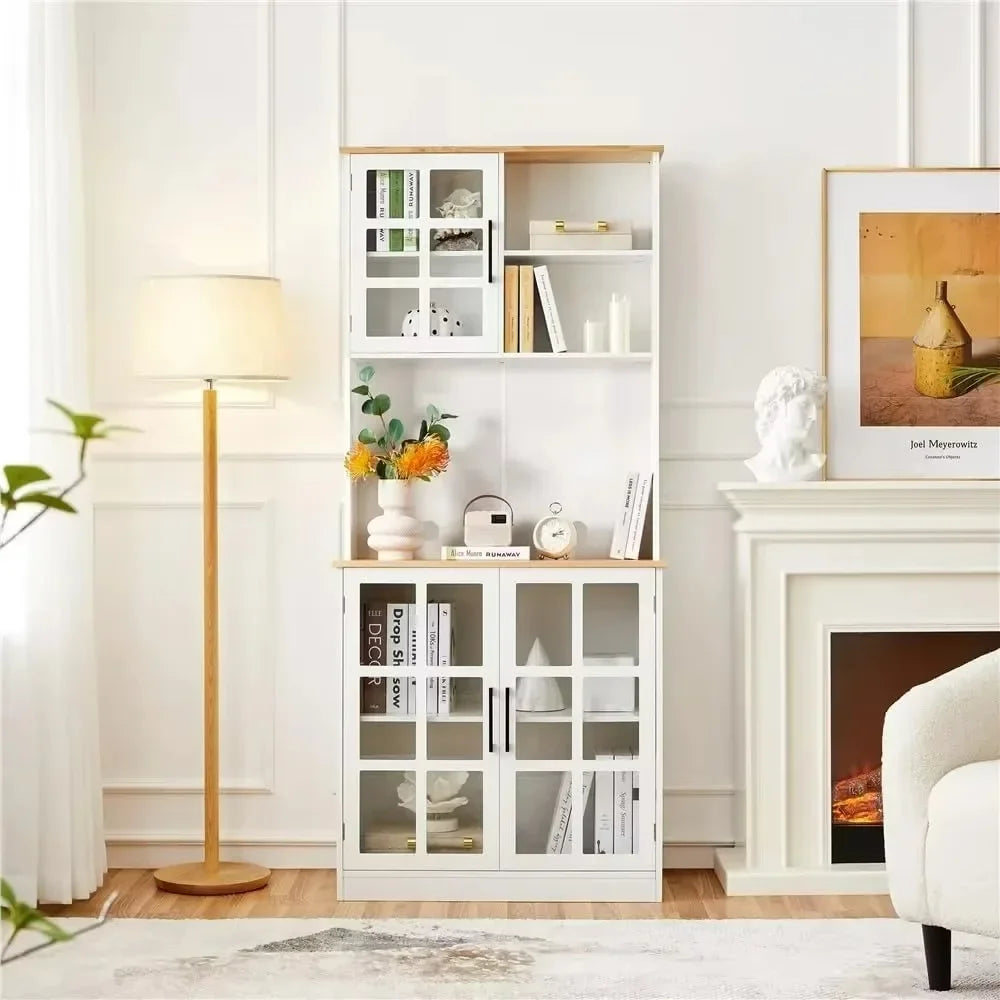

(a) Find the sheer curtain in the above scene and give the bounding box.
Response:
[1,0,106,905]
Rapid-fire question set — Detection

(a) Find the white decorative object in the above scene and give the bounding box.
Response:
[397,770,470,833]
[584,319,606,353]
[745,366,827,483]
[437,188,482,219]
[400,302,460,338]
[515,639,566,712]
[463,494,513,547]
[366,479,422,560]
[608,293,630,353]
[582,656,638,712]
[532,501,577,559]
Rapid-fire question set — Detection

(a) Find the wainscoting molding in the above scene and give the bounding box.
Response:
[898,0,914,166]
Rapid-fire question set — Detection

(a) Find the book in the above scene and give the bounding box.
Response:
[360,603,387,713]
[387,675,406,715]
[533,265,567,353]
[609,471,638,559]
[375,169,389,252]
[503,264,519,352]
[545,772,573,853]
[387,603,408,715]
[594,755,615,854]
[624,472,653,560]
[407,603,418,711]
[441,546,530,561]
[438,603,451,716]
[403,169,418,251]
[560,770,595,854]
[388,170,403,252]
[366,170,376,251]
[427,602,439,670]
[614,753,634,855]
[632,770,640,856]
[518,264,534,353]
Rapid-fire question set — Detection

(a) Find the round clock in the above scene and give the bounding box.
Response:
[532,502,577,560]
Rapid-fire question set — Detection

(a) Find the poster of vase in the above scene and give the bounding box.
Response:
[824,168,1000,479]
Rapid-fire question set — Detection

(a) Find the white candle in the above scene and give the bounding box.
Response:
[584,319,606,353]
[608,293,631,353]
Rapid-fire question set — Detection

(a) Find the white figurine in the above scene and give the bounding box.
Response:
[745,366,828,482]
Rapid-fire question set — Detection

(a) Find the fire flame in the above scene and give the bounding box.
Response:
[831,766,882,825]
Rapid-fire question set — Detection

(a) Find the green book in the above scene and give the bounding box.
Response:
[389,170,403,251]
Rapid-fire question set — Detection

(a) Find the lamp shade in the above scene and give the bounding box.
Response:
[133,275,288,381]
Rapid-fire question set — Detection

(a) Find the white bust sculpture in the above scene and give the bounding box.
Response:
[745,366,828,483]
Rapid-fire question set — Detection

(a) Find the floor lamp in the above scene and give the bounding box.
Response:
[133,275,288,894]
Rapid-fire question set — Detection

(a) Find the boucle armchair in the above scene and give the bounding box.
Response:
[882,647,1000,991]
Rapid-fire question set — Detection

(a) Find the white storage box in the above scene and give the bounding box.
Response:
[582,655,638,712]
[528,220,633,251]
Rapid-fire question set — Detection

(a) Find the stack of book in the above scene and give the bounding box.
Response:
[440,545,530,561]
[503,264,567,354]
[545,752,638,855]
[366,169,418,252]
[609,471,654,560]
[359,601,457,715]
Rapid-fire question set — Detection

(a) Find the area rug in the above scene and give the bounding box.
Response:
[3,917,998,999]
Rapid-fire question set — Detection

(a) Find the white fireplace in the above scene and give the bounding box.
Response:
[715,482,1000,896]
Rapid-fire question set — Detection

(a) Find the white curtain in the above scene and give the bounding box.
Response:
[1,0,106,905]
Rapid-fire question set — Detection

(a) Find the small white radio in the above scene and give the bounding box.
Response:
[463,494,514,548]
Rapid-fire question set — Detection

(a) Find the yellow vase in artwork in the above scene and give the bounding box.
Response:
[912,280,973,399]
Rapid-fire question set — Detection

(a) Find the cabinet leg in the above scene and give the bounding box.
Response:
[922,924,951,991]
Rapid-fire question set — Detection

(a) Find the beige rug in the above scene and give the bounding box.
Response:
[3,917,998,999]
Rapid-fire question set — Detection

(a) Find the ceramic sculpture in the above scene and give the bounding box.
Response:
[515,639,566,712]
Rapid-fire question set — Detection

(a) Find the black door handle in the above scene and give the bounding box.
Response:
[486,219,493,283]
[487,686,495,753]
[504,686,512,753]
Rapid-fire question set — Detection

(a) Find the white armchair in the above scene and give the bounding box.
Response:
[882,647,1000,991]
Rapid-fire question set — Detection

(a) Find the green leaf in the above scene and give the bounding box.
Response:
[426,424,450,442]
[426,404,440,425]
[368,393,391,417]
[375,460,388,479]
[387,418,404,443]
[359,365,375,383]
[376,436,387,450]
[22,912,72,942]
[3,465,51,495]
[357,428,376,445]
[440,413,458,420]
[17,492,77,514]
[351,385,369,395]
[1,879,16,907]
[418,419,428,441]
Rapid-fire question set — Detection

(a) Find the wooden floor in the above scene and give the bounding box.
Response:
[42,869,895,920]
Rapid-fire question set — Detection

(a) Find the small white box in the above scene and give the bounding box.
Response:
[582,657,637,713]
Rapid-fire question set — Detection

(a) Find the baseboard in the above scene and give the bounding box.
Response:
[662,844,724,869]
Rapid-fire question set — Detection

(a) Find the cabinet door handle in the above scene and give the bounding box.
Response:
[504,685,512,753]
[487,686,495,753]
[486,219,493,283]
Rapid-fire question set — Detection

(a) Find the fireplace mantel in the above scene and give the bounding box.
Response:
[715,480,1000,896]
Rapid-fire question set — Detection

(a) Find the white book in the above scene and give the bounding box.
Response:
[407,603,418,712]
[609,471,638,559]
[632,770,640,856]
[594,755,615,855]
[614,753,634,855]
[440,546,530,561]
[387,604,408,715]
[438,603,451,715]
[375,169,389,251]
[545,772,573,854]
[560,770,595,855]
[427,603,439,714]
[624,472,652,560]
[533,265,567,353]
[403,169,418,251]
[386,675,406,716]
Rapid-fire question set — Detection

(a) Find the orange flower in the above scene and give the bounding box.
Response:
[395,435,450,480]
[345,441,377,481]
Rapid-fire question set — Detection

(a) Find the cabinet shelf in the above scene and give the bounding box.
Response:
[348,351,653,362]
[503,249,652,264]
[517,709,640,723]
[361,712,483,724]
[366,250,483,259]
[335,559,665,569]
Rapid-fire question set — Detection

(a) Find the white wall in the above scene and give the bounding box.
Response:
[86,0,1000,866]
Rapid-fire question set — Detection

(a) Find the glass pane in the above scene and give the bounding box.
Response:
[426,770,483,854]
[367,286,418,340]
[360,676,416,761]
[425,291,480,340]
[427,677,483,761]
[429,168,483,220]
[430,245,483,278]
[360,770,415,854]
[364,167,419,229]
[582,675,639,760]
[583,583,639,664]
[515,771,571,855]
[367,230,419,277]
[583,765,639,856]
[515,583,572,667]
[426,583,483,668]
[357,583,417,664]
[515,676,571,760]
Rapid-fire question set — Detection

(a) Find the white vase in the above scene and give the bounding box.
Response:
[367,479,422,560]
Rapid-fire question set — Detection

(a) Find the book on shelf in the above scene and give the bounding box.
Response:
[387,603,408,715]
[387,675,406,715]
[407,603,418,712]
[360,602,387,713]
[427,602,439,714]
[609,471,638,559]
[624,473,653,559]
[594,754,615,855]
[438,603,452,716]
[545,772,573,854]
[614,753,634,855]
[403,169,418,251]
[518,264,534,353]
[388,170,403,252]
[375,169,389,252]
[559,770,595,855]
[503,264,519,353]
[533,265,567,353]
[441,546,530,561]
[632,769,640,856]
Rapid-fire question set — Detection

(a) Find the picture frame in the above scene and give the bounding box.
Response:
[822,167,1000,480]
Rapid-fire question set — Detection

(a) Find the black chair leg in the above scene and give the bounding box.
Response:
[922,924,951,991]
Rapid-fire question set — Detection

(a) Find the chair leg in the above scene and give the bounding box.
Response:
[922,924,951,991]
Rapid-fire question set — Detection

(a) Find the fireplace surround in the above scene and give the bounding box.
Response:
[715,482,1000,895]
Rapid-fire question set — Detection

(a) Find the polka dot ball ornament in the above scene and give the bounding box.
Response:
[400,303,461,337]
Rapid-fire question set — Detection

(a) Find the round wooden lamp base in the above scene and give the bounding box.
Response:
[153,861,271,896]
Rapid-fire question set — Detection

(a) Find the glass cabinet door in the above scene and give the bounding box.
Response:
[349,154,502,354]
[498,570,656,872]
[342,570,499,871]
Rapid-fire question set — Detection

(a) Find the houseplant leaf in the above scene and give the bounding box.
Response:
[16,493,77,514]
[387,418,404,443]
[3,466,51,495]
[357,428,376,445]
[426,424,450,442]
[351,385,369,395]
[358,365,375,383]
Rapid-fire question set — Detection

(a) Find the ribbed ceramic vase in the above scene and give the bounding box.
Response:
[367,479,422,560]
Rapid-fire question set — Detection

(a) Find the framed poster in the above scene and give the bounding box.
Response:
[823,168,999,479]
